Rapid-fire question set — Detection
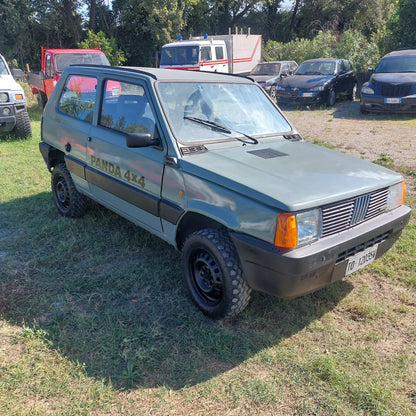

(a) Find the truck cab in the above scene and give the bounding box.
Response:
[161,37,228,72]
[28,47,109,108]
[160,32,262,74]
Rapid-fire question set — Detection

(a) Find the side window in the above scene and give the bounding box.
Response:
[215,46,224,60]
[99,80,155,135]
[200,46,212,62]
[45,55,53,78]
[281,63,289,74]
[58,75,97,123]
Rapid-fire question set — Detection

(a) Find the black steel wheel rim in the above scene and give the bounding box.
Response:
[55,176,70,212]
[190,249,223,305]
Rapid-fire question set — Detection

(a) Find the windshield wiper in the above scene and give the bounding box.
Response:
[184,116,258,144]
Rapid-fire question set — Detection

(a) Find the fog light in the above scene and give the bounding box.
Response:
[2,107,11,115]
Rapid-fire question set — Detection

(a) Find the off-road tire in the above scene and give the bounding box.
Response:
[13,109,32,138]
[51,163,87,218]
[182,228,251,320]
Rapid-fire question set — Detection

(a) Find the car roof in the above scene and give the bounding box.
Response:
[66,65,254,83]
[383,49,416,58]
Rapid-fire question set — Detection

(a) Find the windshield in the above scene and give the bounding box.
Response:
[375,55,416,73]
[295,61,335,76]
[0,56,9,75]
[161,46,199,66]
[157,82,291,144]
[250,63,281,75]
[53,52,109,74]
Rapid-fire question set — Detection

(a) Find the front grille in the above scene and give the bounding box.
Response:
[322,188,389,237]
[380,83,411,97]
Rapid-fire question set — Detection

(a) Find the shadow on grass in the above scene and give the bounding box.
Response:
[0,193,353,390]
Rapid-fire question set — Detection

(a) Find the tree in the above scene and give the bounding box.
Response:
[385,0,416,51]
[78,30,126,65]
[113,0,183,66]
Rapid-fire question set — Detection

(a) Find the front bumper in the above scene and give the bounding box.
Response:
[0,103,24,133]
[276,90,326,106]
[360,94,416,113]
[230,205,411,298]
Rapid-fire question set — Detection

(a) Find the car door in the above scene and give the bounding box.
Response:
[86,77,165,234]
[336,60,352,95]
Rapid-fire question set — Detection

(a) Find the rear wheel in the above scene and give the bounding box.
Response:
[182,228,251,319]
[51,163,87,218]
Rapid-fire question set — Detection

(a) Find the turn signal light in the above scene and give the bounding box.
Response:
[15,94,23,100]
[274,213,297,248]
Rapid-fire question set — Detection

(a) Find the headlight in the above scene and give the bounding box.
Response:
[387,181,405,211]
[274,208,321,248]
[0,92,8,103]
[361,84,375,95]
[310,85,325,92]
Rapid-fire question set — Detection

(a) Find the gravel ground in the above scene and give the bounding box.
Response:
[281,100,416,197]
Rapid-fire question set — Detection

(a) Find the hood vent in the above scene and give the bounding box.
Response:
[247,148,288,159]
[181,145,207,156]
[283,133,303,142]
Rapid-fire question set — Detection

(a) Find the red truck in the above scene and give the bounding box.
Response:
[28,47,109,107]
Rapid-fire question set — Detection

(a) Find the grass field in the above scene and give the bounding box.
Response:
[0,90,415,415]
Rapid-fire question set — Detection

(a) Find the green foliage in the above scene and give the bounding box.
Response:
[78,30,126,66]
[264,29,381,72]
[384,0,416,51]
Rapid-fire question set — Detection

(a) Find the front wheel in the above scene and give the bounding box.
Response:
[51,163,87,218]
[13,109,32,138]
[327,88,336,107]
[182,228,251,320]
[269,85,277,101]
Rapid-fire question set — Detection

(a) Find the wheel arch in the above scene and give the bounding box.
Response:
[175,211,229,250]
[39,142,65,172]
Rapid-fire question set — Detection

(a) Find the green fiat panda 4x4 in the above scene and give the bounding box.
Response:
[39,65,411,319]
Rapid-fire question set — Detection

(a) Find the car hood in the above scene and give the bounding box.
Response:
[279,75,333,89]
[180,139,401,212]
[371,72,416,84]
[250,75,278,84]
[0,74,23,91]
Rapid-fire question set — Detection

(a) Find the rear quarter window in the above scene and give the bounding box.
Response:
[58,75,97,123]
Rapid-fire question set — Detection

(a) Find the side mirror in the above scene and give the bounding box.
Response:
[11,68,24,80]
[126,132,160,148]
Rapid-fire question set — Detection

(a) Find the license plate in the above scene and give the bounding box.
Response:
[302,92,314,97]
[385,97,401,104]
[345,245,378,276]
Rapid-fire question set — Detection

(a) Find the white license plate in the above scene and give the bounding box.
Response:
[302,92,314,97]
[345,245,378,276]
[385,97,402,104]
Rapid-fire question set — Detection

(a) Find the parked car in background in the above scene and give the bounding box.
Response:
[360,49,416,113]
[248,61,298,99]
[276,58,357,106]
[0,53,32,137]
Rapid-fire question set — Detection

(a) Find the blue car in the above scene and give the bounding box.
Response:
[276,58,357,106]
[360,49,416,114]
